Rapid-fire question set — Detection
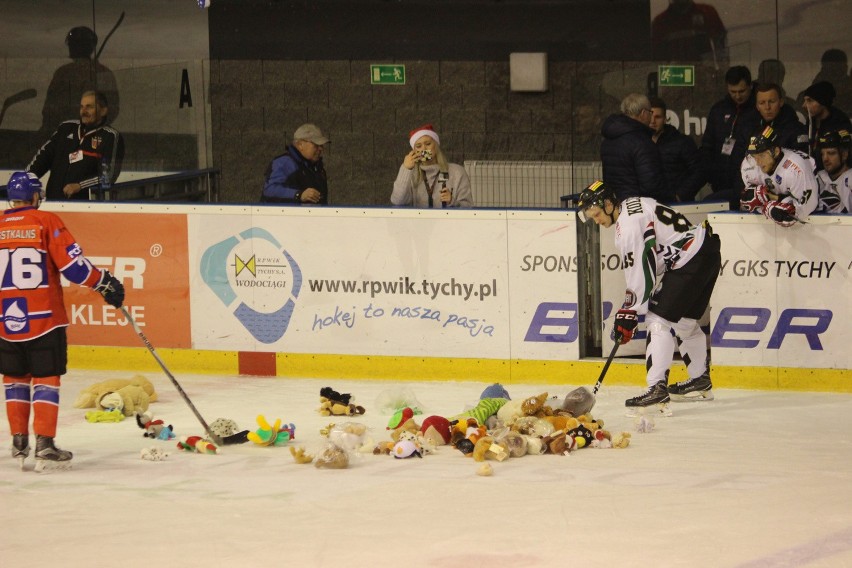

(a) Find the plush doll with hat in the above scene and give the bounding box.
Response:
[136,411,175,440]
[420,415,452,446]
[177,436,217,454]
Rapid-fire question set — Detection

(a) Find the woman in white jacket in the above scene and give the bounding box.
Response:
[391,124,474,208]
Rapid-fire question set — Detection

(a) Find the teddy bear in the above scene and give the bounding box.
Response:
[94,384,151,417]
[318,386,365,416]
[74,375,157,415]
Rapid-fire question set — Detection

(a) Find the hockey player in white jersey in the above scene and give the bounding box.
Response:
[576,181,722,410]
[740,125,818,225]
[815,129,851,213]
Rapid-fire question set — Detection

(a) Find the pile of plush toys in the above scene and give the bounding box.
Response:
[285,383,632,473]
[77,377,634,473]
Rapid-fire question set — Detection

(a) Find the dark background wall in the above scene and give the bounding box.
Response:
[208,0,665,205]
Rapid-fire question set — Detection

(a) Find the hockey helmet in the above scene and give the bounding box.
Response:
[6,172,44,203]
[575,180,617,222]
[747,125,779,154]
[817,129,851,149]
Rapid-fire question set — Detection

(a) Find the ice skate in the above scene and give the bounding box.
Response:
[34,435,72,473]
[11,433,29,471]
[625,382,672,417]
[668,372,714,402]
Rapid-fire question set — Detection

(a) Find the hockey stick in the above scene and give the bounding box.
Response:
[121,307,223,445]
[95,11,125,61]
[0,89,37,129]
[562,337,621,416]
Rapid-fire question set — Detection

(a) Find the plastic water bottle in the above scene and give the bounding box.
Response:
[98,159,111,200]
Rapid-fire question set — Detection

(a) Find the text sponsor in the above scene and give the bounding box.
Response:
[711,307,832,350]
[308,276,497,302]
[720,260,836,279]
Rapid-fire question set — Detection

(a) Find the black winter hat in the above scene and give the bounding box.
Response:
[803,81,836,107]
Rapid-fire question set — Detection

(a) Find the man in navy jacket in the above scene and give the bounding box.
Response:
[600,93,665,203]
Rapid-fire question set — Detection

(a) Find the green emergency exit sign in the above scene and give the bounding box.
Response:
[371,64,405,85]
[658,65,695,87]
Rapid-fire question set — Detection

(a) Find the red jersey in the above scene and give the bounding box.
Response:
[0,205,102,341]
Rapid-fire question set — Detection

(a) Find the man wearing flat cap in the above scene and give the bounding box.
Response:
[261,123,330,204]
[802,81,852,171]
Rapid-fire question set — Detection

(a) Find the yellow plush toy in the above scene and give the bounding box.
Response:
[74,375,158,414]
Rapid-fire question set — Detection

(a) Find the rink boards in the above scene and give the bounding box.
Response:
[45,202,851,391]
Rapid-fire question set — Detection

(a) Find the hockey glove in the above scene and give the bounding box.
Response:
[740,185,769,213]
[764,200,798,227]
[611,309,639,344]
[94,269,125,308]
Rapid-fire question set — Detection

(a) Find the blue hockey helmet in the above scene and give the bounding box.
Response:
[6,171,44,203]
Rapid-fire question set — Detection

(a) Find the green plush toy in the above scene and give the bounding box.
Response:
[450,398,508,425]
[247,415,294,446]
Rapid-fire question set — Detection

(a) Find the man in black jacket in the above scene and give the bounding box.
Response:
[746,83,808,154]
[649,97,706,202]
[700,65,758,209]
[600,93,665,203]
[801,81,852,171]
[28,90,123,201]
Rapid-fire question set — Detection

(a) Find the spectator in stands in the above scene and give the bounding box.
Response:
[740,126,818,226]
[40,26,120,133]
[700,65,758,210]
[809,49,852,113]
[261,123,330,205]
[391,124,473,208]
[28,90,124,201]
[815,129,851,213]
[801,81,852,171]
[651,0,727,67]
[600,93,665,203]
[747,82,808,154]
[648,97,706,202]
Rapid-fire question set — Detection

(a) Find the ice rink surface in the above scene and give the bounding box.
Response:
[2,370,852,568]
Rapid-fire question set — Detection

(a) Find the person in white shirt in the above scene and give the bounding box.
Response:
[815,129,851,213]
[740,125,818,226]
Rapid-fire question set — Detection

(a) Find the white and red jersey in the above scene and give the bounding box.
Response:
[614,197,708,315]
[740,148,818,220]
[816,168,852,213]
[0,205,103,341]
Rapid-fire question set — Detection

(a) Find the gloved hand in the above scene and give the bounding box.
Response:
[740,185,770,213]
[764,200,798,227]
[94,269,125,308]
[611,308,639,344]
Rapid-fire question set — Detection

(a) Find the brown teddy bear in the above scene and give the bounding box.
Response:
[74,375,157,414]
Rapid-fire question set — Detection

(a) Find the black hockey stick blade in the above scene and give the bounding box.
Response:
[121,306,223,445]
[562,338,621,416]
[0,89,37,128]
[95,11,126,61]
